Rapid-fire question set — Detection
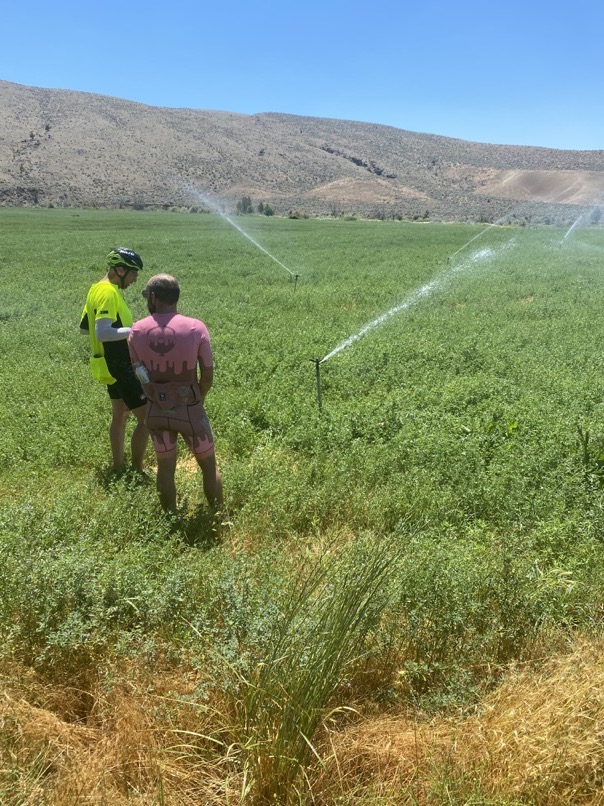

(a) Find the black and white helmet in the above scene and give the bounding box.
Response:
[106,247,143,272]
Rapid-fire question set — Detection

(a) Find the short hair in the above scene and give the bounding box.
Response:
[144,274,180,304]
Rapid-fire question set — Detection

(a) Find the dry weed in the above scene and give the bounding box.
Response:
[0,663,239,804]
[319,637,604,804]
[6,638,604,804]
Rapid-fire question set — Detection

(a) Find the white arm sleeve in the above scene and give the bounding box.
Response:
[95,318,131,342]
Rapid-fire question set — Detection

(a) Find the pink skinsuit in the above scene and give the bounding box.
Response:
[128,313,215,459]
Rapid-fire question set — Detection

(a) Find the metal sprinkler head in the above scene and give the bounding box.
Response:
[309,358,322,410]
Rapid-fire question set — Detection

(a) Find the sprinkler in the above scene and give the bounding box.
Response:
[294,272,300,292]
[187,187,300,282]
[309,358,322,410]
[318,237,517,367]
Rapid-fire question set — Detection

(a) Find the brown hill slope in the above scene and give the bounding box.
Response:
[1,80,603,222]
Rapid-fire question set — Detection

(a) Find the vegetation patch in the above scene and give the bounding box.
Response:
[1,208,604,802]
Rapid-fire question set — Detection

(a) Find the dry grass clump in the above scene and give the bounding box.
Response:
[0,663,238,805]
[448,637,604,802]
[0,688,96,805]
[312,715,433,803]
[319,637,604,804]
[5,638,604,803]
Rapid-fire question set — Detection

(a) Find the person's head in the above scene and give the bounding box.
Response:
[142,274,180,314]
[106,247,143,289]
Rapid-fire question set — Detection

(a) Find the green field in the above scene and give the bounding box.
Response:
[2,207,604,802]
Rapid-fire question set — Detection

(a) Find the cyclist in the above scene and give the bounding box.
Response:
[128,273,223,512]
[80,248,149,473]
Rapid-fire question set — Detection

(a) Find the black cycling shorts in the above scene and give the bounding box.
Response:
[107,372,147,410]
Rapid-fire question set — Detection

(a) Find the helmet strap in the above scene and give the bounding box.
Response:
[117,267,130,289]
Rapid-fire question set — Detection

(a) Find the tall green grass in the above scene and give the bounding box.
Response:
[233,540,395,802]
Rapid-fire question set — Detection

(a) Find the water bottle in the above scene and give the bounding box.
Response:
[134,363,150,384]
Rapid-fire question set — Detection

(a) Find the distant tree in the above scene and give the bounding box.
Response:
[591,207,602,225]
[263,204,275,217]
[236,196,253,214]
[257,202,264,213]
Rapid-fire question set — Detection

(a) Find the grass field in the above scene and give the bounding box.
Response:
[2,207,604,803]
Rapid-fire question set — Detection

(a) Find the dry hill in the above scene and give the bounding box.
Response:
[1,80,603,223]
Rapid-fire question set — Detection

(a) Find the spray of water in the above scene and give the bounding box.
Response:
[447,209,521,261]
[320,239,516,364]
[562,212,587,242]
[188,187,297,277]
[561,198,603,243]
[448,223,499,260]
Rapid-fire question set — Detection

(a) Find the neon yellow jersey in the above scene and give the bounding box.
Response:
[80,280,133,384]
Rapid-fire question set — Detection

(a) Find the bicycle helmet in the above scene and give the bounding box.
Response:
[107,247,143,272]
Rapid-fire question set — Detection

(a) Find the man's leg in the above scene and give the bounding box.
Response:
[109,398,130,472]
[130,405,149,473]
[196,452,224,510]
[156,454,178,511]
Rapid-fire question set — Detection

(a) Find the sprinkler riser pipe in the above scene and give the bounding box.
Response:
[309,358,322,410]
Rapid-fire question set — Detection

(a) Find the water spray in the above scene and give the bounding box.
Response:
[562,212,586,243]
[187,186,300,283]
[309,358,323,410]
[445,205,537,262]
[448,223,499,261]
[561,197,603,244]
[309,237,518,408]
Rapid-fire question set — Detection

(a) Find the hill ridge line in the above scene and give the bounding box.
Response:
[1,80,603,221]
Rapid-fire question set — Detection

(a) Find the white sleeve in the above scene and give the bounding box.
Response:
[95,318,131,342]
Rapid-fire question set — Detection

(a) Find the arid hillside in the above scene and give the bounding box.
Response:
[1,80,603,222]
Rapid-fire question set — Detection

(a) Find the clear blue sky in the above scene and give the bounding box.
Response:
[2,0,601,150]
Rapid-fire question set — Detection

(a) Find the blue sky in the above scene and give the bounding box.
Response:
[2,0,601,150]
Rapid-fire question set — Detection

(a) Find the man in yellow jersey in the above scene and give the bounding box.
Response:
[80,248,149,474]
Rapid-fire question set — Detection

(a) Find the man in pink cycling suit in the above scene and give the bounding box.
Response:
[128,274,223,512]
